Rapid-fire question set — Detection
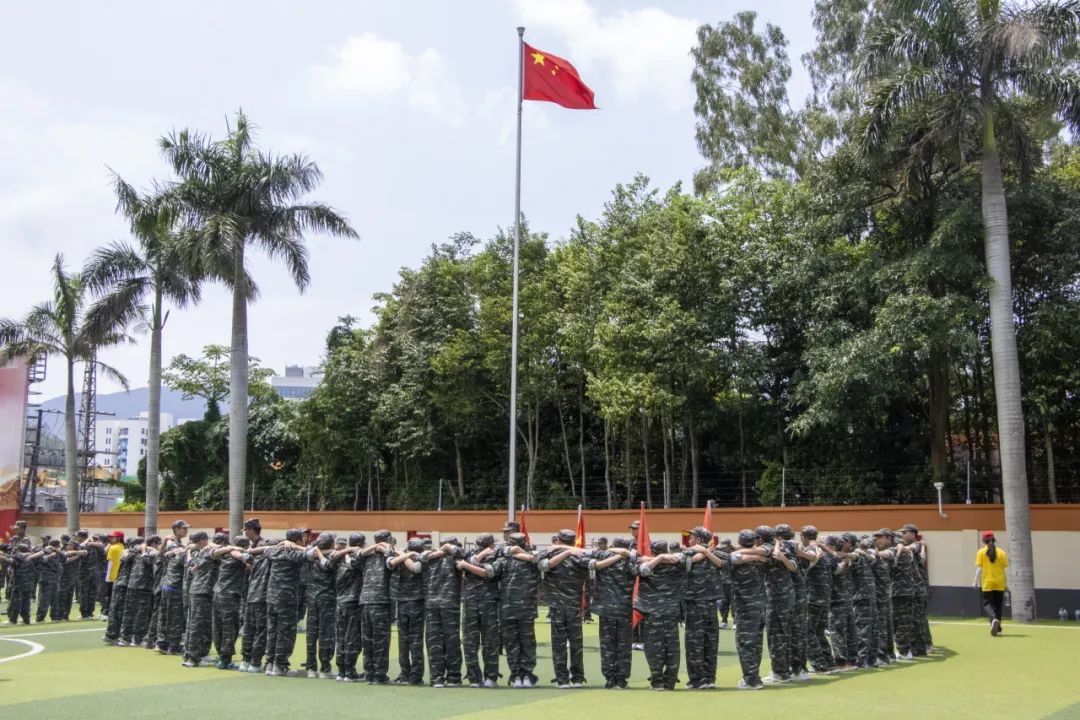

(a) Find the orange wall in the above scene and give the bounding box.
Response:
[19,503,1079,534]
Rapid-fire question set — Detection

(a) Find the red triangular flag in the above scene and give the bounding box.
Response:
[522,42,597,110]
[575,504,586,549]
[703,499,716,547]
[632,501,650,628]
[519,505,531,546]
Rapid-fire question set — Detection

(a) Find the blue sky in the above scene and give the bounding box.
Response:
[1,0,816,401]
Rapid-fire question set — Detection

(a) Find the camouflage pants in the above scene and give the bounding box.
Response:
[853,598,878,666]
[766,596,794,678]
[892,595,916,655]
[462,598,500,684]
[146,592,161,644]
[105,586,127,640]
[241,600,268,666]
[213,591,243,663]
[806,602,834,671]
[157,589,185,652]
[717,582,732,623]
[914,594,933,653]
[790,595,809,674]
[78,572,97,618]
[875,594,894,661]
[598,612,632,684]
[426,604,462,684]
[55,578,76,620]
[6,582,32,624]
[120,588,153,644]
[549,605,585,685]
[185,593,213,662]
[396,600,425,683]
[642,613,680,689]
[304,591,336,673]
[500,615,537,681]
[334,600,361,675]
[683,600,719,687]
[733,599,765,685]
[35,578,58,622]
[829,601,856,665]
[360,603,391,681]
[266,599,300,671]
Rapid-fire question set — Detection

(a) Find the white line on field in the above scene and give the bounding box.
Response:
[0,637,44,664]
[931,621,1080,630]
[0,628,103,638]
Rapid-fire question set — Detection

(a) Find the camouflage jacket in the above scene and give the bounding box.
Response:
[538,546,587,610]
[633,555,691,616]
[487,553,540,620]
[588,550,636,617]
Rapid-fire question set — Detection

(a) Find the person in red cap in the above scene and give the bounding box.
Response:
[103,531,126,613]
[974,531,1009,636]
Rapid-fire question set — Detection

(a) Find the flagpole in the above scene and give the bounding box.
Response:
[508,26,525,524]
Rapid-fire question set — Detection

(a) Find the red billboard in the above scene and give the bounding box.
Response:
[0,360,28,537]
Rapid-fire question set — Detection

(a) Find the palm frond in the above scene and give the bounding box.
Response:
[94,359,130,391]
[1010,64,1080,131]
[83,241,147,294]
[254,228,311,292]
[999,0,1080,63]
[861,67,952,152]
[83,278,148,339]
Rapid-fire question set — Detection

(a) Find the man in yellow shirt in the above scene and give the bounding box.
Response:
[974,531,1008,637]
[103,531,125,617]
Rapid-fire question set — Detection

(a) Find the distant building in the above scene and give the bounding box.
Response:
[271,365,321,401]
[95,412,176,479]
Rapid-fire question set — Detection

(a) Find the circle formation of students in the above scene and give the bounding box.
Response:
[0,517,946,690]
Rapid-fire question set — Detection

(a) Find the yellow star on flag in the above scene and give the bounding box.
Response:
[531,51,545,65]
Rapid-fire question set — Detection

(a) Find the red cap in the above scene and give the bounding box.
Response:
[982,531,995,541]
[109,531,125,539]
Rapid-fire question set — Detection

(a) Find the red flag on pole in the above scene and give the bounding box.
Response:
[522,42,597,110]
[632,501,650,628]
[575,504,586,549]
[519,505,531,545]
[703,499,716,547]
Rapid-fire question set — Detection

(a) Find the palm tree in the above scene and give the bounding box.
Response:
[160,110,358,535]
[84,178,202,537]
[858,0,1080,622]
[0,256,129,534]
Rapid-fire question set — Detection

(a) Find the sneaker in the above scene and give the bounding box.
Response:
[102,637,118,646]
[483,679,497,688]
[469,682,482,688]
[307,670,319,679]
[512,677,523,688]
[703,682,717,689]
[632,643,644,651]
[797,670,810,682]
[557,683,571,689]
[719,622,728,629]
[99,614,108,622]
[433,682,445,688]
[280,668,299,678]
[265,663,277,676]
[446,681,461,687]
[521,677,534,689]
[319,672,335,680]
[762,674,790,685]
[117,640,128,647]
[336,674,346,683]
[615,679,629,690]
[247,664,263,674]
[238,661,250,672]
[572,682,584,688]
[182,659,196,668]
[896,652,914,662]
[991,619,1001,636]
[737,679,764,690]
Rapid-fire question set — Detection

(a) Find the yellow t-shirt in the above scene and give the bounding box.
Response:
[975,545,1008,592]
[106,542,125,582]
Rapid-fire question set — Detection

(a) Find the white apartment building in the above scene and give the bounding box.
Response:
[271,365,322,401]
[95,412,176,478]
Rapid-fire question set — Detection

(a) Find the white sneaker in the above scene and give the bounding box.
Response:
[469,683,481,688]
[521,677,534,688]
[247,664,262,674]
[319,672,335,680]
[483,679,497,688]
[265,663,277,676]
[736,679,763,690]
[512,677,523,688]
[307,669,318,679]
[762,674,783,685]
[571,682,584,688]
[797,670,810,682]
[557,683,572,689]
[280,669,299,678]
[719,622,728,629]
[238,661,250,673]
[632,643,644,651]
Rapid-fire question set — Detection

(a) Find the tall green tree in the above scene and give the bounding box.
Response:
[160,110,358,535]
[0,256,129,533]
[84,179,201,537]
[858,0,1080,621]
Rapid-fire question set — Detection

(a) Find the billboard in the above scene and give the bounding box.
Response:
[0,359,28,537]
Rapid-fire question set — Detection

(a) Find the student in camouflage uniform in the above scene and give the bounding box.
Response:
[783,524,813,680]
[538,529,588,688]
[730,529,770,689]
[76,530,104,620]
[358,530,395,684]
[799,525,833,674]
[904,525,933,655]
[103,538,138,643]
[421,536,465,687]
[823,535,857,670]
[758,525,797,684]
[5,540,44,624]
[211,535,250,670]
[851,536,879,667]
[301,532,337,678]
[477,532,540,688]
[240,518,270,673]
[682,527,725,689]
[872,528,897,664]
[457,533,500,688]
[182,532,215,668]
[389,537,426,685]
[156,539,187,654]
[55,535,80,621]
[587,536,636,689]
[120,536,162,646]
[253,529,307,676]
[632,539,690,690]
[329,533,365,682]
[717,538,734,628]
[34,539,65,622]
[891,525,920,660]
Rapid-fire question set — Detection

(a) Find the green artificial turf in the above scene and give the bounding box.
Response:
[2,616,1078,719]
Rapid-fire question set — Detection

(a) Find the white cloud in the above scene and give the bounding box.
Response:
[513,0,700,110]
[311,33,466,126]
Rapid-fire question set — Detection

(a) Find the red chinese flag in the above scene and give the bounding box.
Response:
[575,504,586,549]
[519,506,531,546]
[522,42,596,110]
[632,501,650,628]
[703,499,716,547]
